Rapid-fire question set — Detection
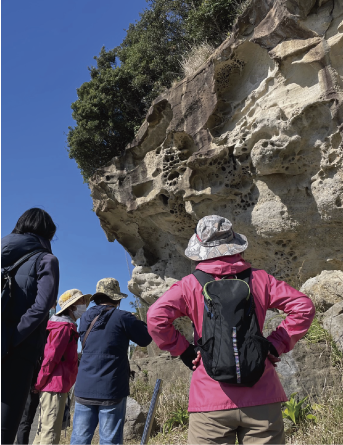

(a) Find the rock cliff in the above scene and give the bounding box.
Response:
[90,0,343,312]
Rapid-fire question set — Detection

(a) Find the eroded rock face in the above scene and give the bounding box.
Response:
[90,0,343,310]
[323,301,343,351]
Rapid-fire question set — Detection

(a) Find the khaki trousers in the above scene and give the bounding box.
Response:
[33,391,67,444]
[188,402,285,445]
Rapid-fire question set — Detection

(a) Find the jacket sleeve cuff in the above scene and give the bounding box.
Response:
[180,344,196,370]
[266,336,286,356]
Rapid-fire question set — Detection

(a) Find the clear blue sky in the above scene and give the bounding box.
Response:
[1,0,149,313]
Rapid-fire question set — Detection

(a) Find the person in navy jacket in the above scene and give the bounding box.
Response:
[71,278,152,445]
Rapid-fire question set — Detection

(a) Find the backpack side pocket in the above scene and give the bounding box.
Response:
[196,337,214,378]
[239,334,269,387]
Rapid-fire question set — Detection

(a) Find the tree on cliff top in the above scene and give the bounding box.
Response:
[67,0,249,182]
[67,48,146,181]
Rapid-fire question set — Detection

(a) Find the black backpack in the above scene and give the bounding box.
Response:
[193,268,279,387]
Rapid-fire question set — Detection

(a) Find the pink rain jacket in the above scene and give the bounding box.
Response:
[147,255,315,412]
[35,315,79,393]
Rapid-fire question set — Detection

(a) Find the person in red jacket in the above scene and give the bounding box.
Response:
[33,289,91,445]
[147,215,315,445]
[16,301,58,445]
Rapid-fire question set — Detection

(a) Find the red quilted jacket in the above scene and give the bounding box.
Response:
[34,315,79,393]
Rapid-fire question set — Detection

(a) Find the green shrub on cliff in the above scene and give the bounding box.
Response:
[67,0,249,181]
[67,48,146,181]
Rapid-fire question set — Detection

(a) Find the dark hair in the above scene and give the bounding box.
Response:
[93,294,119,306]
[12,208,56,241]
[58,308,70,316]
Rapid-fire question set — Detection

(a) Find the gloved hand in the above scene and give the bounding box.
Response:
[268,342,279,358]
[267,342,281,367]
[180,344,197,370]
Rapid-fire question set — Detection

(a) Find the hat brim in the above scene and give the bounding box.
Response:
[185,232,248,261]
[90,291,128,302]
[56,293,92,316]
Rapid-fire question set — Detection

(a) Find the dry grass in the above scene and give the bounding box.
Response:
[131,365,343,445]
[155,378,189,427]
[60,377,343,445]
[287,381,343,444]
[125,428,188,445]
[130,376,189,443]
[279,314,342,444]
[304,316,343,367]
[180,42,214,77]
[149,426,188,444]
[130,376,189,428]
[130,377,155,407]
[60,350,342,444]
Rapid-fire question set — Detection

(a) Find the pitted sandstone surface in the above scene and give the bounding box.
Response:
[90,0,343,313]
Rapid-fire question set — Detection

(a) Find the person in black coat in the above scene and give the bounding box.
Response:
[70,278,152,445]
[1,209,59,445]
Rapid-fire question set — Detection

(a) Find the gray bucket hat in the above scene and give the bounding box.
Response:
[91,278,128,302]
[185,215,248,261]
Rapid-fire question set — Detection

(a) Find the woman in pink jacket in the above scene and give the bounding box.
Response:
[33,289,91,445]
[147,215,315,445]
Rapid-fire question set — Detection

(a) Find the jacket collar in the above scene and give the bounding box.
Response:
[1,232,51,267]
[196,254,251,276]
[49,314,77,326]
[28,233,52,252]
[83,304,117,332]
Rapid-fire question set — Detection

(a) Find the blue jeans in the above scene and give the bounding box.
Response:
[70,398,127,445]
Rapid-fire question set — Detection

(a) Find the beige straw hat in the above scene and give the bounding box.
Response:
[56,289,91,315]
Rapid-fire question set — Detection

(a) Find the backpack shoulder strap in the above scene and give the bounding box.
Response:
[192,270,215,289]
[81,307,113,351]
[4,249,48,276]
[236,267,251,284]
[82,315,100,351]
[34,251,49,274]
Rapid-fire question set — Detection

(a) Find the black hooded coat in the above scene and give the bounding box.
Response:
[1,232,59,362]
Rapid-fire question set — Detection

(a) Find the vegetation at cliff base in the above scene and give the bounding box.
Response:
[304,317,343,367]
[67,0,250,181]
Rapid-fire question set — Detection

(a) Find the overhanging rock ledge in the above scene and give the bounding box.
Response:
[90,0,343,321]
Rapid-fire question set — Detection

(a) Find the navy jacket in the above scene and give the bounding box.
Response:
[75,305,152,400]
[1,233,59,363]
